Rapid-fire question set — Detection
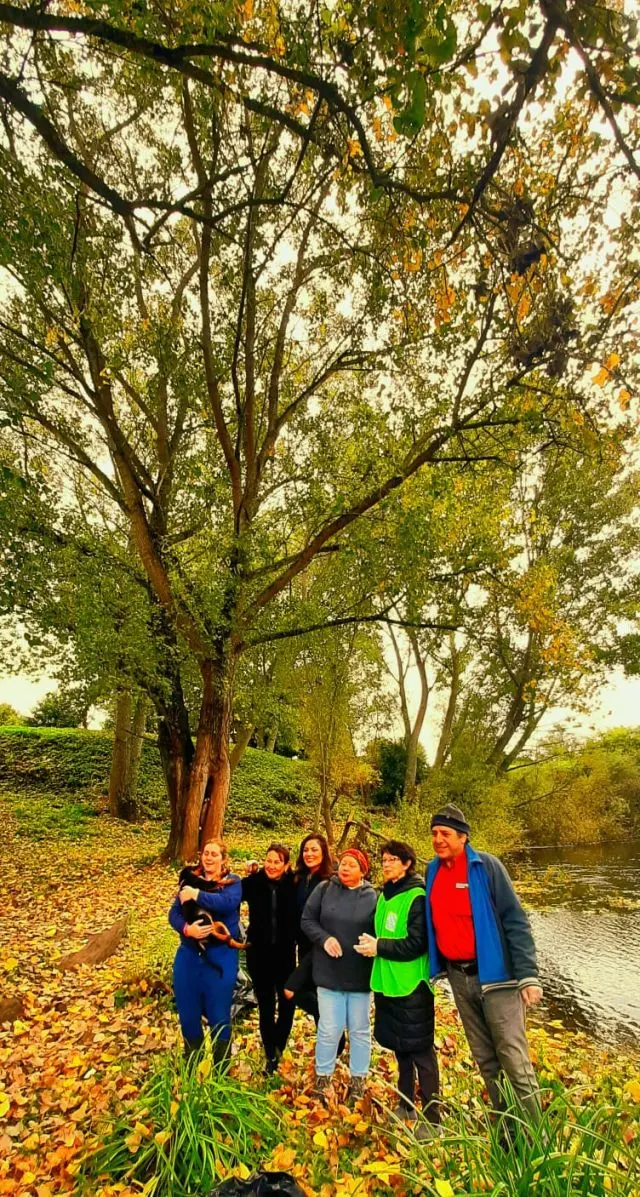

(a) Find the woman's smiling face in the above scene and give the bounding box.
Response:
[201,842,223,878]
[264,849,287,880]
[302,838,323,872]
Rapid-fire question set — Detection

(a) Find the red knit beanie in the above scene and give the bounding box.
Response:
[339,847,370,876]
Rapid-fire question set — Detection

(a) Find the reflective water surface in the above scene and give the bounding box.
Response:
[508,841,640,1048]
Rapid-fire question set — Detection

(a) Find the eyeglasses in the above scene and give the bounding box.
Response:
[381,856,401,865]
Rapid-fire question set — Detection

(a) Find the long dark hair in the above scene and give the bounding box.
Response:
[295,832,333,880]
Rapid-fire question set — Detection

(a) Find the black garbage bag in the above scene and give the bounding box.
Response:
[208,1171,306,1197]
[231,963,258,1021]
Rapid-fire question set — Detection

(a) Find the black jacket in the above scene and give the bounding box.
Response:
[294,870,327,956]
[300,875,377,992]
[373,873,435,1054]
[241,869,297,976]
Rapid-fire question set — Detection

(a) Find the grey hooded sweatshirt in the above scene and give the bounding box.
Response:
[300,875,377,992]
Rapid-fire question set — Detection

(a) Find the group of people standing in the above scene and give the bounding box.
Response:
[169,804,543,1135]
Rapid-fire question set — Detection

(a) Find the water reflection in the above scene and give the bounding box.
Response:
[508,841,640,1047]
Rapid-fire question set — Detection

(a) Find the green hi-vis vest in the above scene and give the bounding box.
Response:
[371,886,430,998]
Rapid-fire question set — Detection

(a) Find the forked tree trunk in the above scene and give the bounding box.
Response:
[182,656,235,860]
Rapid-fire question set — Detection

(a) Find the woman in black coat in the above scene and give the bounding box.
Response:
[242,842,297,1073]
[356,840,440,1138]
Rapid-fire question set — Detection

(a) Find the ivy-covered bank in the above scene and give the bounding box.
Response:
[0,726,319,832]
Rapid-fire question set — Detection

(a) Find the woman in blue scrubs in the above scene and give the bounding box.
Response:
[169,838,242,1061]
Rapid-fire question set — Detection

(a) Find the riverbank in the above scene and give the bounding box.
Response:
[1,789,639,1196]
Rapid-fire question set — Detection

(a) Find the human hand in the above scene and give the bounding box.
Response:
[520,985,543,1007]
[323,936,343,958]
[179,885,199,903]
[185,920,212,940]
[354,933,378,957]
[284,989,294,1000]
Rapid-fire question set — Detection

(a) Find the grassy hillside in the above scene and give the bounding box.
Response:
[0,724,319,834]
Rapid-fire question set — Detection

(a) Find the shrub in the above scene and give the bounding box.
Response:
[84,1048,282,1196]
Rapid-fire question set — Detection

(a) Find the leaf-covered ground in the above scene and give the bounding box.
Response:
[0,791,638,1197]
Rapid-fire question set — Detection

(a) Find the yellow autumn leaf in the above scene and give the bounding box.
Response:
[267,1146,296,1170]
[234,1164,251,1180]
[12,1019,28,1035]
[154,1130,171,1146]
[435,1183,455,1197]
[619,388,631,409]
[516,294,531,322]
[592,366,609,386]
[624,1078,640,1103]
[313,1130,329,1148]
[0,1092,10,1117]
[196,1056,211,1082]
[362,1162,392,1177]
[125,1131,141,1154]
[169,1100,180,1117]
[605,352,620,370]
[2,957,18,970]
[22,1132,39,1150]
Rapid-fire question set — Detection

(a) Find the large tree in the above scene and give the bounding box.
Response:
[0,0,638,858]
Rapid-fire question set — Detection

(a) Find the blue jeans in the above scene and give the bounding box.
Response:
[316,987,371,1077]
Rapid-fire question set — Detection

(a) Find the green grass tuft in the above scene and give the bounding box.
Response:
[83,1047,282,1197]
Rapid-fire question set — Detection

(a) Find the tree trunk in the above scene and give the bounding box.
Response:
[158,693,194,861]
[126,692,147,816]
[108,688,133,818]
[319,777,335,848]
[433,638,461,770]
[264,723,278,753]
[230,722,254,774]
[109,690,147,823]
[403,630,428,803]
[184,656,235,860]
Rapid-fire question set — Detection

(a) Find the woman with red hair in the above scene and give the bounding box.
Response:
[300,847,376,1098]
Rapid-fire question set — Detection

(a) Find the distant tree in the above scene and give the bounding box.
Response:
[0,701,22,725]
[29,686,91,729]
[369,738,428,808]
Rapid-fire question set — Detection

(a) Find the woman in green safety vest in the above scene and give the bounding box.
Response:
[355,839,441,1140]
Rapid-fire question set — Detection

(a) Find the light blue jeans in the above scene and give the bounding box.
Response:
[316,987,371,1077]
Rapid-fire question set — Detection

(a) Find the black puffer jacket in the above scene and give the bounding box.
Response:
[373,873,435,1054]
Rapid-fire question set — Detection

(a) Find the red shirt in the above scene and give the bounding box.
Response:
[430,851,476,961]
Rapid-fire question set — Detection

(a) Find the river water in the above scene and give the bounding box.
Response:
[508,841,640,1048]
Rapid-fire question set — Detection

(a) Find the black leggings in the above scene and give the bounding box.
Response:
[396,1045,440,1123]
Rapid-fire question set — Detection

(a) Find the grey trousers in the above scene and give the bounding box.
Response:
[446,966,541,1120]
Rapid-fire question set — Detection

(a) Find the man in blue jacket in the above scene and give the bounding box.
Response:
[425,804,542,1119]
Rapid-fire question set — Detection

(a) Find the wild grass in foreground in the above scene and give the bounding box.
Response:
[398,1083,640,1196]
[82,1047,282,1197]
